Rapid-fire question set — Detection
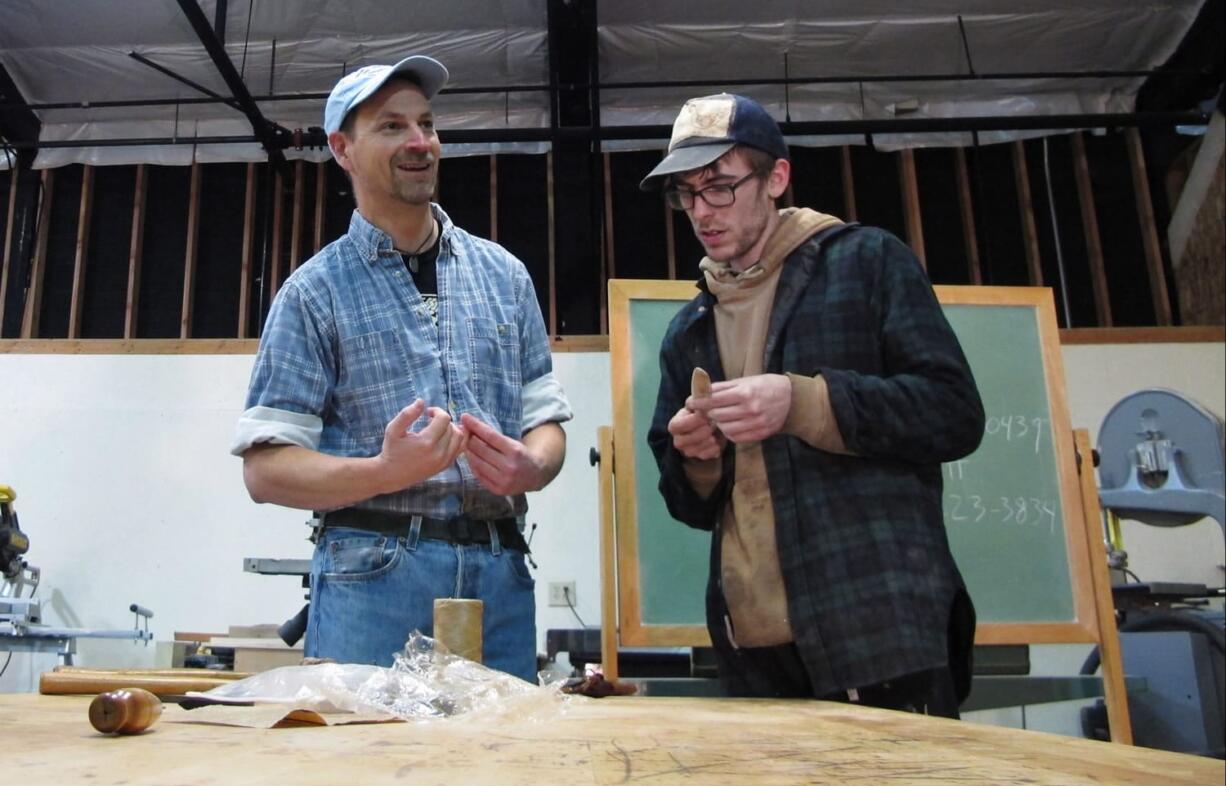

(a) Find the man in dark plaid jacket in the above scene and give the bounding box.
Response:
[641,94,984,718]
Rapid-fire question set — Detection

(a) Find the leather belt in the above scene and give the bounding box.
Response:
[321,507,528,551]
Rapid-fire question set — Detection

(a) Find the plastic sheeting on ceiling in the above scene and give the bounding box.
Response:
[0,0,550,168]
[597,0,1207,151]
[0,0,1208,169]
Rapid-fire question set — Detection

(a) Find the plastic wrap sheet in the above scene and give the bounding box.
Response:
[187,632,576,724]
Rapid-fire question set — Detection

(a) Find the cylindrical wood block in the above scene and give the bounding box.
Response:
[88,688,163,734]
[433,598,483,663]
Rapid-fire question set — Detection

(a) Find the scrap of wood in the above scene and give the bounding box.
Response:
[691,367,712,399]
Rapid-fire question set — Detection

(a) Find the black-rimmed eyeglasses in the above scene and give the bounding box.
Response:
[664,172,759,211]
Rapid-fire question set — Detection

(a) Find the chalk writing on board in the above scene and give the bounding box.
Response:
[983,414,1046,453]
[945,493,1059,535]
[944,460,969,480]
[944,409,1058,536]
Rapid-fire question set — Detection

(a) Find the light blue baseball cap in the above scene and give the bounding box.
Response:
[323,55,449,136]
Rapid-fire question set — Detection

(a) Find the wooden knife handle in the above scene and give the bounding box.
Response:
[88,688,163,734]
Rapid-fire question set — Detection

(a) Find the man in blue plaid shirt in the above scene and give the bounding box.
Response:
[232,56,571,682]
[643,94,983,716]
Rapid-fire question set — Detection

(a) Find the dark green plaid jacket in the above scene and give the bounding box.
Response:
[648,224,984,696]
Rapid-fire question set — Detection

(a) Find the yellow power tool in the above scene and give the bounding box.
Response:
[1,485,30,580]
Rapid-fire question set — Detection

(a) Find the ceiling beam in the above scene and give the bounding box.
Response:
[173,0,288,172]
[128,51,244,113]
[6,69,1208,114]
[0,64,40,170]
[213,0,227,44]
[0,109,1209,152]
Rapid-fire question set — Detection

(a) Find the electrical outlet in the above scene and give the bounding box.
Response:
[547,581,576,607]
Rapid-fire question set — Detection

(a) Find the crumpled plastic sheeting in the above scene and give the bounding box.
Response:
[194,631,574,722]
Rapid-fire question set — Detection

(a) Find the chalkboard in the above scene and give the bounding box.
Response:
[608,281,1099,648]
[941,302,1075,624]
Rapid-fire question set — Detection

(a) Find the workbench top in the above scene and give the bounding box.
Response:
[4,693,1221,785]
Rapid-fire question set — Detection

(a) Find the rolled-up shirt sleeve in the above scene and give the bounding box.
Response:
[230,405,323,455]
[231,280,335,456]
[521,371,572,432]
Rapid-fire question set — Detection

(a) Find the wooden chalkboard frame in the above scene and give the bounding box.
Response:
[937,285,1099,646]
[602,279,1131,741]
[607,279,712,648]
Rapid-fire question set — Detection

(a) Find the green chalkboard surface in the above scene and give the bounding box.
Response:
[941,304,1073,623]
[609,281,1096,648]
[629,298,710,627]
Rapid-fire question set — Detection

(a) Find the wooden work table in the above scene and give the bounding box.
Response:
[4,693,1221,785]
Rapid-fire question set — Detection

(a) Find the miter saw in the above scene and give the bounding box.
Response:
[1,485,31,584]
[1,484,154,667]
[1,484,40,629]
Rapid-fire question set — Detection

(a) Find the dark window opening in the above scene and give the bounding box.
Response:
[81,165,136,338]
[38,164,85,339]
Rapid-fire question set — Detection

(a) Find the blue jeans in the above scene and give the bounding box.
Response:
[304,524,537,682]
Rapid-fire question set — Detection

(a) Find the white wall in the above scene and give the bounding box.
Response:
[1,341,1222,701]
[0,350,612,691]
[0,354,313,689]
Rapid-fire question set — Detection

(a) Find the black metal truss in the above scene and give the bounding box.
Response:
[0,109,1211,151]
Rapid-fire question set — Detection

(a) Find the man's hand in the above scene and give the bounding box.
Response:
[240,400,467,510]
[375,399,467,491]
[668,405,726,460]
[689,373,792,444]
[461,413,549,495]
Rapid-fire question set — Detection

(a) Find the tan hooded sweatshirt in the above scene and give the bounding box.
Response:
[685,207,850,647]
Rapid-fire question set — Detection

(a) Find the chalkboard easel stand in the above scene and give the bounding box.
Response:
[1074,427,1134,744]
[596,425,619,684]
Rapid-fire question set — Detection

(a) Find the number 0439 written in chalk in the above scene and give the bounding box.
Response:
[984,414,1045,453]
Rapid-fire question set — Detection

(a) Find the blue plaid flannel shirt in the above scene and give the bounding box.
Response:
[232,206,571,519]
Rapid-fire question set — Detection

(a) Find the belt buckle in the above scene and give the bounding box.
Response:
[449,517,475,545]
